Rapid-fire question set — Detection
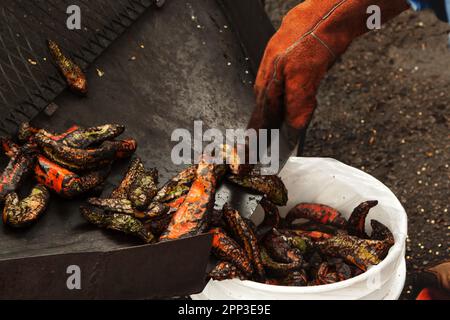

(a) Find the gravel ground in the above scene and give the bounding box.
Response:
[265,1,449,300]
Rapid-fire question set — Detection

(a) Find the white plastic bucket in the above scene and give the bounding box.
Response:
[192,157,408,300]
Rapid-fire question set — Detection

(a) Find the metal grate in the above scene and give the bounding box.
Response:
[0,0,157,136]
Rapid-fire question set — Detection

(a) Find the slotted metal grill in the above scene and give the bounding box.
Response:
[0,0,156,136]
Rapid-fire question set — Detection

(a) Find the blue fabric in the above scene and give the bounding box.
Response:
[407,0,450,22]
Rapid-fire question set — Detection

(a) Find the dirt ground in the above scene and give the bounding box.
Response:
[265,1,449,299]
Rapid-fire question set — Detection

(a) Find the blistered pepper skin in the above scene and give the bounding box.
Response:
[256,198,281,240]
[81,207,154,243]
[18,123,81,145]
[260,247,303,276]
[370,219,395,246]
[159,162,225,241]
[316,234,392,271]
[128,168,158,210]
[209,227,254,276]
[62,124,125,149]
[35,156,109,198]
[0,146,35,201]
[153,166,197,203]
[227,173,288,206]
[3,185,50,227]
[347,200,379,238]
[208,261,247,281]
[88,197,169,220]
[285,203,348,228]
[263,231,304,265]
[223,205,266,280]
[36,130,136,171]
[48,40,87,95]
[110,158,145,199]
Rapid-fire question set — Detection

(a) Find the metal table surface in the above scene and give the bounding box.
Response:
[0,0,275,299]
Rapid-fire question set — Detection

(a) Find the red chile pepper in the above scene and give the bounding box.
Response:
[35,155,109,198]
[159,161,225,241]
[285,203,348,228]
[223,204,266,280]
[209,227,254,276]
[347,200,379,238]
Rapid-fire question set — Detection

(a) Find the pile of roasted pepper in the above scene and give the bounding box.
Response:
[1,120,395,287]
[207,198,395,286]
[0,122,136,227]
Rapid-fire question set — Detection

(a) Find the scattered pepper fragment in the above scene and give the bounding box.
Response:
[48,39,87,95]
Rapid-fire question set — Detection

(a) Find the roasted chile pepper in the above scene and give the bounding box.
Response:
[223,204,266,280]
[36,131,136,171]
[88,198,169,220]
[18,122,80,144]
[88,198,136,215]
[35,156,109,198]
[347,200,379,238]
[263,230,304,265]
[48,40,87,95]
[260,247,303,276]
[227,172,288,206]
[2,185,50,227]
[81,207,154,243]
[159,161,225,241]
[208,261,247,281]
[153,165,197,203]
[209,227,254,276]
[316,234,392,271]
[370,219,395,246]
[256,198,281,240]
[285,203,347,228]
[0,146,35,201]
[62,124,125,148]
[110,158,145,199]
[128,167,158,210]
